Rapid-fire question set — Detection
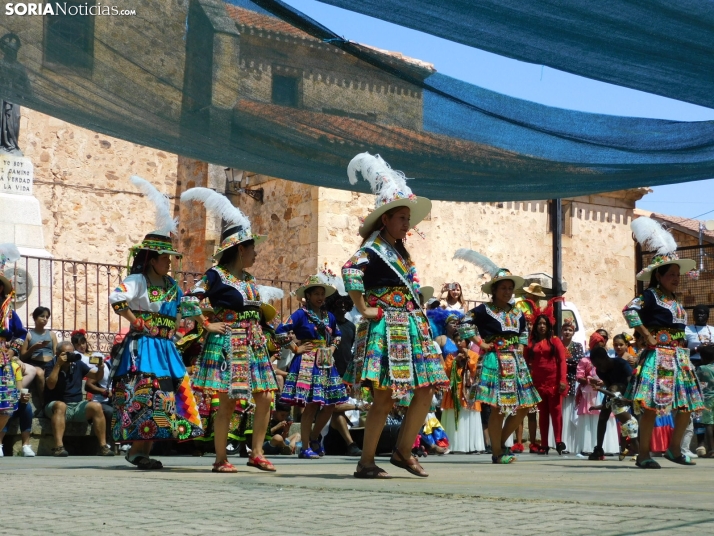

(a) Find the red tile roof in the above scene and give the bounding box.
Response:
[649,212,714,241]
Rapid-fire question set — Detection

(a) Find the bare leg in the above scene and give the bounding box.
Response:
[638,409,656,460]
[311,405,335,442]
[705,425,714,453]
[214,392,235,464]
[504,408,531,442]
[359,388,394,467]
[34,367,45,405]
[528,412,538,444]
[50,402,67,448]
[396,387,434,458]
[251,391,273,457]
[669,410,691,458]
[21,366,36,389]
[488,409,505,457]
[127,440,153,458]
[86,402,107,447]
[331,412,355,445]
[300,403,318,449]
[516,422,524,444]
[0,415,9,440]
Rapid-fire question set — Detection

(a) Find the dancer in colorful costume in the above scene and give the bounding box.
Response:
[276,270,348,458]
[109,177,202,470]
[454,249,541,464]
[342,152,448,479]
[624,217,704,468]
[181,187,279,473]
[0,245,23,436]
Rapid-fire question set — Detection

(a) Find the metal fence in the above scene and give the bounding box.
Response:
[9,256,301,353]
[638,243,714,310]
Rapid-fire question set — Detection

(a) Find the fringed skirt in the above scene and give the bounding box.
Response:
[629,345,704,415]
[472,345,541,413]
[111,334,202,443]
[344,294,448,399]
[191,311,278,401]
[280,340,347,407]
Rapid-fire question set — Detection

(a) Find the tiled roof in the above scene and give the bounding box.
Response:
[225,6,435,74]
[649,211,714,240]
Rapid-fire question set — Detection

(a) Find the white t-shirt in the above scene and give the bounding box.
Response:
[685,324,714,361]
[81,352,110,403]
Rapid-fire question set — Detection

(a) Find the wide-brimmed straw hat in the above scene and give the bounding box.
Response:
[348,152,431,238]
[214,225,267,263]
[419,285,434,302]
[128,176,182,262]
[453,248,524,296]
[522,283,546,298]
[481,269,525,296]
[293,274,337,300]
[631,217,696,282]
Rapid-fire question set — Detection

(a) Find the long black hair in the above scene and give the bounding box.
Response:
[360,206,411,263]
[130,249,159,275]
[648,263,677,291]
[218,239,255,268]
[530,314,557,358]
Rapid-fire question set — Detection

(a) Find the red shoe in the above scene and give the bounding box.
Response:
[529,443,542,454]
[511,443,524,453]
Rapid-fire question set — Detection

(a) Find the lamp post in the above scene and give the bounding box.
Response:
[224,168,264,204]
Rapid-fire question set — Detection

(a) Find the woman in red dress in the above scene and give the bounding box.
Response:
[525,314,568,454]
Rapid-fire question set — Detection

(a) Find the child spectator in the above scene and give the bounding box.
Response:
[263,402,300,455]
[0,332,35,456]
[696,347,714,457]
[613,333,638,368]
[19,307,57,404]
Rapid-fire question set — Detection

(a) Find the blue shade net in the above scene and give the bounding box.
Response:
[0,0,713,202]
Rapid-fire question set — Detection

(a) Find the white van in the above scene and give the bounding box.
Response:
[561,300,586,349]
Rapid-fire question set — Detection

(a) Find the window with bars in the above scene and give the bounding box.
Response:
[43,1,95,72]
[272,75,300,107]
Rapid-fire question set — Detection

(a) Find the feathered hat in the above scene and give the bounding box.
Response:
[129,176,181,258]
[453,249,524,295]
[293,266,345,300]
[257,285,284,323]
[0,243,21,293]
[180,187,266,262]
[348,152,432,238]
[631,217,695,282]
[426,308,463,337]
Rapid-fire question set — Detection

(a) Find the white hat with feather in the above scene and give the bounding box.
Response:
[180,187,266,262]
[129,176,181,257]
[348,152,431,238]
[632,217,695,281]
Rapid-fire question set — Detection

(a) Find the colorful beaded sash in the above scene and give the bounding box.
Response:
[385,310,415,392]
[132,311,177,339]
[366,286,418,311]
[484,334,520,352]
[647,326,685,348]
[210,308,261,326]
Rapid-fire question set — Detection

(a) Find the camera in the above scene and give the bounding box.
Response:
[66,352,83,363]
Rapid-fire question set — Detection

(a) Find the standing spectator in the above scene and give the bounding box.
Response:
[326,293,355,378]
[560,319,583,454]
[73,330,113,449]
[440,282,465,312]
[685,305,714,365]
[525,314,568,455]
[19,307,57,405]
[613,333,638,368]
[43,341,114,457]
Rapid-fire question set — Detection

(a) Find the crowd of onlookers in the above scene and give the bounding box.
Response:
[3,283,714,461]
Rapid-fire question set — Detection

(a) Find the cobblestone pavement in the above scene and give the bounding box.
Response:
[3,453,714,535]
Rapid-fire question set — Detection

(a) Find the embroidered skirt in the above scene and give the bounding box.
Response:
[280,340,347,407]
[191,311,277,401]
[111,333,203,442]
[472,343,541,414]
[628,345,704,416]
[0,352,18,416]
[344,293,448,399]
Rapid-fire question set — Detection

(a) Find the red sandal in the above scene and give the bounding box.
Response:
[247,455,276,472]
[212,460,238,473]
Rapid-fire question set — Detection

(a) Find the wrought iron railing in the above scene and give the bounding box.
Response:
[8,256,300,352]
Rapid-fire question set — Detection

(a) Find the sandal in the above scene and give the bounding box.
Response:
[492,454,516,464]
[389,449,428,477]
[126,454,163,470]
[664,449,696,466]
[635,458,661,469]
[247,455,276,472]
[212,460,238,473]
[353,462,392,479]
[309,439,325,457]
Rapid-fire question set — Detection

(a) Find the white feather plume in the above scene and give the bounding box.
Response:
[130,175,177,235]
[453,248,500,277]
[347,152,412,201]
[257,285,284,303]
[180,187,251,230]
[631,217,677,255]
[0,243,20,264]
[317,269,347,296]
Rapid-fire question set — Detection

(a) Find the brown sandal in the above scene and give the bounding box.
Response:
[247,455,276,472]
[353,462,392,479]
[389,450,428,477]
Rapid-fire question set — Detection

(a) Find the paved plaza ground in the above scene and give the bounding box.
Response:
[3,453,714,535]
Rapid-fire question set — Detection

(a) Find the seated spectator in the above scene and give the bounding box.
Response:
[19,306,58,405]
[43,341,114,457]
[72,330,113,448]
[323,394,367,456]
[263,402,300,455]
[0,354,35,457]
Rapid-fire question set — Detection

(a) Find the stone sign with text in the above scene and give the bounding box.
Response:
[0,155,33,195]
